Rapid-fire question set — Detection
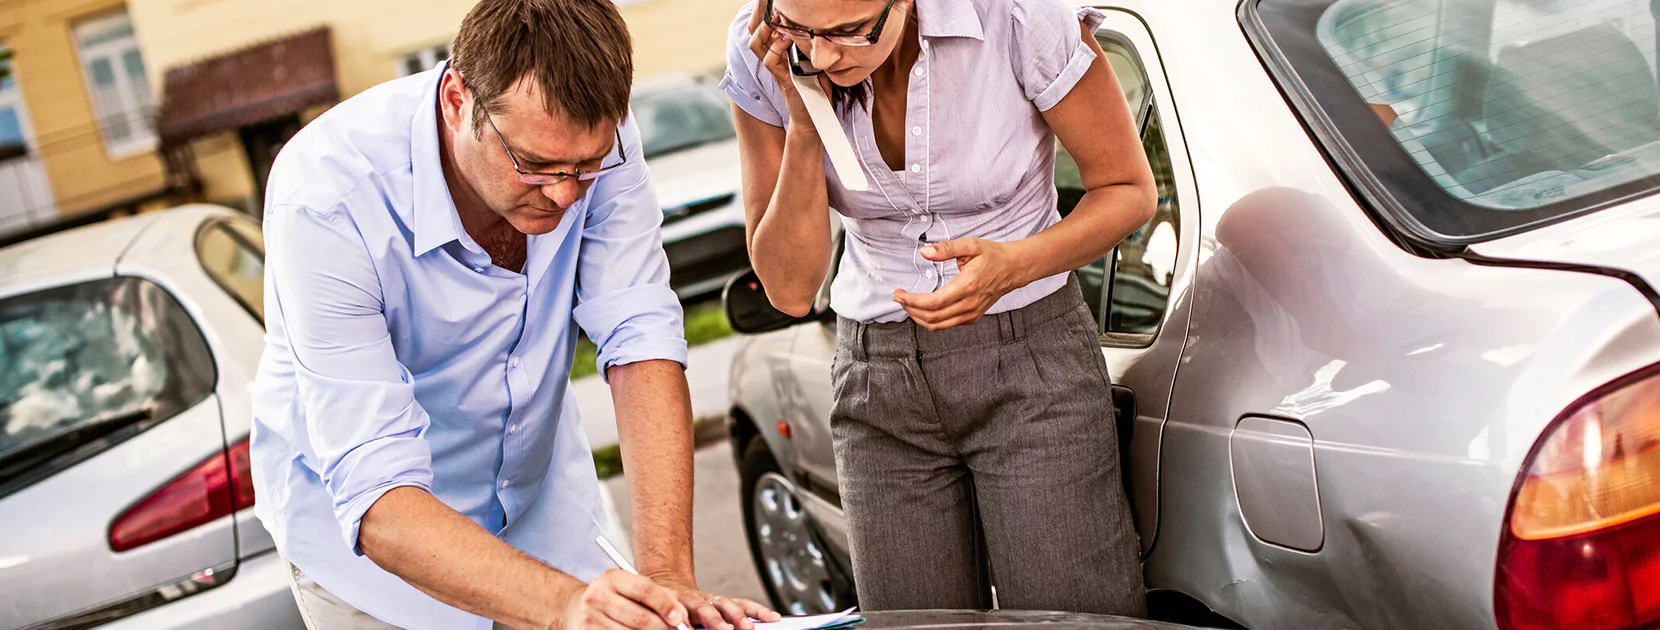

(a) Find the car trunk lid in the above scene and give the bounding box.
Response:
[1466,199,1660,313]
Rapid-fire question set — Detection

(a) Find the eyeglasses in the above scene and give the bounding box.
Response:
[764,0,896,47]
[484,109,627,185]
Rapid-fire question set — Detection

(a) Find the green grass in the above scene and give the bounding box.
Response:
[569,299,734,380]
[591,415,730,479]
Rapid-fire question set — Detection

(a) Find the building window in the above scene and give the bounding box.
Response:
[0,47,24,162]
[73,12,156,158]
[397,43,450,77]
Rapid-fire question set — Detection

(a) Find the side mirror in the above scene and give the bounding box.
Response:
[722,269,826,334]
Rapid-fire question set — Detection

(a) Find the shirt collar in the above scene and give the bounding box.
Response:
[915,0,984,40]
[410,60,480,257]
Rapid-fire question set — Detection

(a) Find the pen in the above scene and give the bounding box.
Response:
[595,535,694,630]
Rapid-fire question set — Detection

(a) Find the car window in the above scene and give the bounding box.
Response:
[1057,34,1181,344]
[1254,0,1660,241]
[197,219,264,322]
[0,278,215,483]
[634,83,737,160]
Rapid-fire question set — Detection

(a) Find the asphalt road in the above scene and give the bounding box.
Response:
[604,440,772,606]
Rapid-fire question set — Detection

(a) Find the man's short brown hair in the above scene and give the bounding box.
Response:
[451,0,634,134]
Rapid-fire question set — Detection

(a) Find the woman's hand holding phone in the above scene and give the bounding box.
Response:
[746,10,832,139]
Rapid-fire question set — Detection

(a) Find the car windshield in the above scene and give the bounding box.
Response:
[633,83,736,160]
[1254,0,1660,242]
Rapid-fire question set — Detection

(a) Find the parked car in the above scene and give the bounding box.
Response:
[722,0,1660,628]
[0,205,303,629]
[636,75,750,299]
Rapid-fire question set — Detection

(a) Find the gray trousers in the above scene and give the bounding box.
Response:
[830,277,1145,615]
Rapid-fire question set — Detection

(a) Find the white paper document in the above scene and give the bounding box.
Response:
[748,607,861,630]
[790,74,870,192]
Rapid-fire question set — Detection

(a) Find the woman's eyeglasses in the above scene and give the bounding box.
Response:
[764,0,896,47]
[484,110,627,185]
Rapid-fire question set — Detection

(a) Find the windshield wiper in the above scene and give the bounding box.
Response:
[0,408,154,483]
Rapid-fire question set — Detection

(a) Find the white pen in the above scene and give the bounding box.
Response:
[595,535,694,630]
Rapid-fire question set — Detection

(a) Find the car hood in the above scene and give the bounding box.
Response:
[856,610,1197,630]
[1467,199,1660,308]
[645,139,742,211]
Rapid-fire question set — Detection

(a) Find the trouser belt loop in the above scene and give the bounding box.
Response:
[852,320,870,362]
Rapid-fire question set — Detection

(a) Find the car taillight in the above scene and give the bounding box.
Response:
[109,438,256,552]
[1496,365,1660,630]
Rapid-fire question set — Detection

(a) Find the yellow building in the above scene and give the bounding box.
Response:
[0,0,186,241]
[127,0,745,212]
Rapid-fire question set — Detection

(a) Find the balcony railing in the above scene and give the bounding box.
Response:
[0,108,190,245]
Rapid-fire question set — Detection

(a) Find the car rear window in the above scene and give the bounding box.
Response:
[1250,0,1660,243]
[0,278,214,482]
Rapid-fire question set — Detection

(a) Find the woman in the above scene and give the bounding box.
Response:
[720,0,1156,614]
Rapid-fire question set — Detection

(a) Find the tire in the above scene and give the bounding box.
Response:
[739,438,855,615]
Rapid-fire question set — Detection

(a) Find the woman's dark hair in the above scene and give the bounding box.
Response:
[831,82,869,114]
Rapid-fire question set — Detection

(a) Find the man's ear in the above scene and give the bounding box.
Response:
[438,68,469,135]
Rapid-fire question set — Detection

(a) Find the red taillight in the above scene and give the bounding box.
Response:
[109,439,256,552]
[1497,365,1660,630]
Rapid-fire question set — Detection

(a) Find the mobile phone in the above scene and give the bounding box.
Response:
[788,44,822,77]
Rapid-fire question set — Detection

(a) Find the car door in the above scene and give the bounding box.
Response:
[0,274,236,629]
[1056,10,1200,554]
[777,230,848,552]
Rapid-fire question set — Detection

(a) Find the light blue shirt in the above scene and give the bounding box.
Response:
[720,0,1104,323]
[250,63,687,630]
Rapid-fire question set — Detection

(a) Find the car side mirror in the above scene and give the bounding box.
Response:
[723,269,827,334]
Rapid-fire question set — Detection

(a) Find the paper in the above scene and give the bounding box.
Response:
[749,607,862,630]
[791,74,870,192]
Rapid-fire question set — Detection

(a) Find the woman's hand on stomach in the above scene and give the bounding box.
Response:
[893,237,1039,331]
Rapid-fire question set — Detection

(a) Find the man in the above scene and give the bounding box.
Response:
[249,1,778,628]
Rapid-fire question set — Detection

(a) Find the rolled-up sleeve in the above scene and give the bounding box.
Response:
[1008,0,1107,111]
[572,116,689,381]
[266,204,433,554]
[719,1,787,128]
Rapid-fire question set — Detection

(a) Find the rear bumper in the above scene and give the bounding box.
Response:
[104,550,303,630]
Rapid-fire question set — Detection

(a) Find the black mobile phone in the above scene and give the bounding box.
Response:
[788,44,822,77]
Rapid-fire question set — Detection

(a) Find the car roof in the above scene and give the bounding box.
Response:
[0,204,242,290]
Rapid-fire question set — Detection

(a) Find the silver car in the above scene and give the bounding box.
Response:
[722,1,1660,628]
[636,75,750,298]
[0,206,303,629]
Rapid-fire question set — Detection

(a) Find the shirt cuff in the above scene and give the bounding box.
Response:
[720,73,785,128]
[1033,39,1099,111]
[574,283,689,383]
[1032,8,1108,111]
[327,438,434,556]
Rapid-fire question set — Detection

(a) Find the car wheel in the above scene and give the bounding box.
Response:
[740,438,852,615]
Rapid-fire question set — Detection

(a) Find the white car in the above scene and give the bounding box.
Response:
[0,205,304,630]
[635,75,750,298]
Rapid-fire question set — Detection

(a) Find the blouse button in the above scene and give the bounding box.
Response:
[911,127,921,136]
[909,164,921,174]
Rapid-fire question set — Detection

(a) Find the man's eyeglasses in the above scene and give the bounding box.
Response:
[764,0,896,47]
[484,110,626,185]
